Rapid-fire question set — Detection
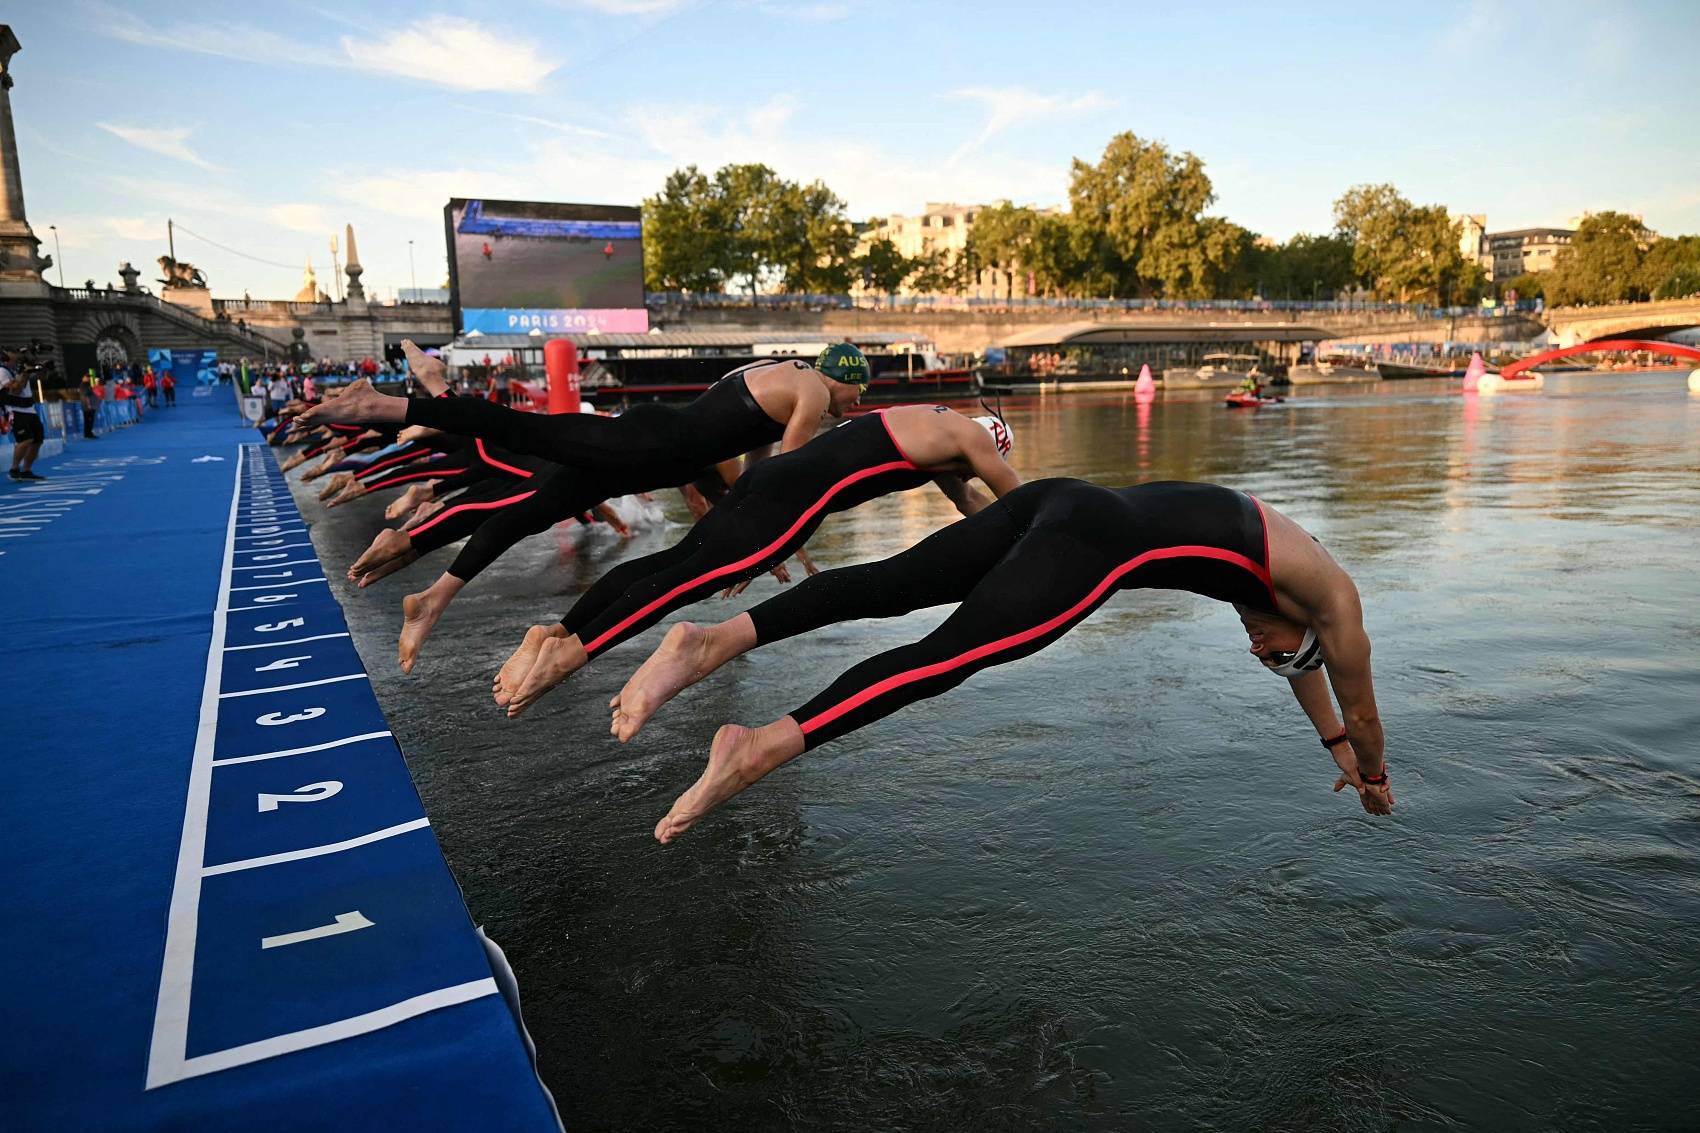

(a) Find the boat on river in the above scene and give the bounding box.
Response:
[1163,353,1267,390]
[1225,391,1284,408]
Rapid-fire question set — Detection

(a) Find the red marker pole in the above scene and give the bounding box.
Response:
[544,338,581,414]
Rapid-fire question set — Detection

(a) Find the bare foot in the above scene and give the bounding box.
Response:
[401,499,445,531]
[654,724,773,844]
[610,622,714,742]
[349,528,410,578]
[280,449,313,472]
[354,547,418,588]
[300,453,340,482]
[297,378,384,427]
[317,471,354,501]
[401,340,449,396]
[493,624,564,706]
[326,480,367,508]
[397,590,447,673]
[505,634,588,718]
[385,482,435,521]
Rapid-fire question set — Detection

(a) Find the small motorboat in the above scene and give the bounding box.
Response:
[1225,391,1284,408]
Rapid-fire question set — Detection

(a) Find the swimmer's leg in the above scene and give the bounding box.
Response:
[613,502,1019,741]
[788,528,1120,750]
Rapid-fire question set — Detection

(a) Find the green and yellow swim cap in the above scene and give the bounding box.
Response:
[814,343,871,388]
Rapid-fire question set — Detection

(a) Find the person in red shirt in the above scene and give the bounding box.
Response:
[142,369,158,407]
[161,371,176,406]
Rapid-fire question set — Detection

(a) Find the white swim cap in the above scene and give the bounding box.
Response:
[1261,626,1324,678]
[973,414,1014,457]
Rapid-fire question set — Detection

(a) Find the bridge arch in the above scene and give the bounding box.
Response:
[1501,338,1700,380]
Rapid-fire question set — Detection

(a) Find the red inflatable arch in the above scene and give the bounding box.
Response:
[1501,338,1700,381]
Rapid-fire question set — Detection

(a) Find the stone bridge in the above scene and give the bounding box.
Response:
[1544,298,1700,345]
[0,282,291,370]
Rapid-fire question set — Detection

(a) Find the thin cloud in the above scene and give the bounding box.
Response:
[559,0,691,13]
[97,123,224,172]
[89,4,558,94]
[89,1,324,68]
[340,17,560,94]
[947,88,1110,164]
[452,104,614,141]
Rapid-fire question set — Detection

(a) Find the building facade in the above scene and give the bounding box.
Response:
[853,202,1024,299]
[1485,227,1574,281]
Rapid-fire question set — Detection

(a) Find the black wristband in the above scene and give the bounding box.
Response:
[1321,730,1350,749]
[1360,769,1389,786]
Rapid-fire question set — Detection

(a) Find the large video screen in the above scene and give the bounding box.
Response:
[444,198,648,335]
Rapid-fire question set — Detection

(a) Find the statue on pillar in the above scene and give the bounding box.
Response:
[118,261,140,292]
[156,255,208,289]
[294,257,328,303]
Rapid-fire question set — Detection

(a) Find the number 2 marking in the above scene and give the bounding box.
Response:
[257,780,343,812]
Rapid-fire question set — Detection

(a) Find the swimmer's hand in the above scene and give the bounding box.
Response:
[1329,741,1393,815]
[720,563,792,599]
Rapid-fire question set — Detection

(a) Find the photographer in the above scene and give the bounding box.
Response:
[3,346,46,481]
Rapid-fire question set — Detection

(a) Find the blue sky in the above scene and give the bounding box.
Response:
[15,0,1700,299]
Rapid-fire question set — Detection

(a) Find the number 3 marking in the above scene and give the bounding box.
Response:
[256,707,325,726]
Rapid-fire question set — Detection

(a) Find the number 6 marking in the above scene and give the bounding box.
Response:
[257,707,325,726]
[258,780,343,812]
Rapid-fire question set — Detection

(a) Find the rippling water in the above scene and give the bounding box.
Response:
[301,372,1700,1131]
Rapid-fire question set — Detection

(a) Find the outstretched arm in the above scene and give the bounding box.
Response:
[1308,584,1390,814]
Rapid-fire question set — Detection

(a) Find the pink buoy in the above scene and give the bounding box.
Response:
[1461,351,1485,394]
[1133,363,1156,403]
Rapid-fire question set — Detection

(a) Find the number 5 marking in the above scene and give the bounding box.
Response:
[258,780,343,812]
[261,911,373,950]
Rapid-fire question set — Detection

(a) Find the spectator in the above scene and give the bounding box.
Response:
[2,348,46,479]
[267,371,291,414]
[80,372,99,438]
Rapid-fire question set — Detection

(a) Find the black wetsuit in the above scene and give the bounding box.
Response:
[740,479,1279,749]
[558,410,935,660]
[404,365,789,581]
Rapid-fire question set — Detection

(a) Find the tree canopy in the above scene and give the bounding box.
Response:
[640,142,1690,306]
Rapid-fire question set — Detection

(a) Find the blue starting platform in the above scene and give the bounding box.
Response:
[1,397,560,1130]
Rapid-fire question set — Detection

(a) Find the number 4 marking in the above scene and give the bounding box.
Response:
[257,780,343,812]
[261,910,373,950]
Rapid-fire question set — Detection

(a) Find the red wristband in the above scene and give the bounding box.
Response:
[1320,730,1350,749]
[1360,768,1389,786]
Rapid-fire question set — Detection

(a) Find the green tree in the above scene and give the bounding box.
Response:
[1068,132,1220,297]
[1638,233,1700,299]
[1332,184,1477,302]
[1543,211,1651,305]
[641,165,732,292]
[763,179,855,293]
[1255,232,1357,299]
[1497,272,1546,301]
[855,236,915,293]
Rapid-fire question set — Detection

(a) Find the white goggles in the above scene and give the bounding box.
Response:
[1261,626,1325,678]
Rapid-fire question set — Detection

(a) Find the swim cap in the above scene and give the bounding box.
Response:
[814,343,871,388]
[972,414,1014,457]
[1261,626,1324,678]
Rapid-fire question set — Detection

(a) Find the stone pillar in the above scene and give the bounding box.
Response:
[0,25,49,282]
[343,223,365,301]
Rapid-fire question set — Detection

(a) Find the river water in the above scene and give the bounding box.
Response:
[300,372,1700,1131]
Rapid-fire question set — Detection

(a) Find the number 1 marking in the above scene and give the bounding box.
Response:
[260,910,373,950]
